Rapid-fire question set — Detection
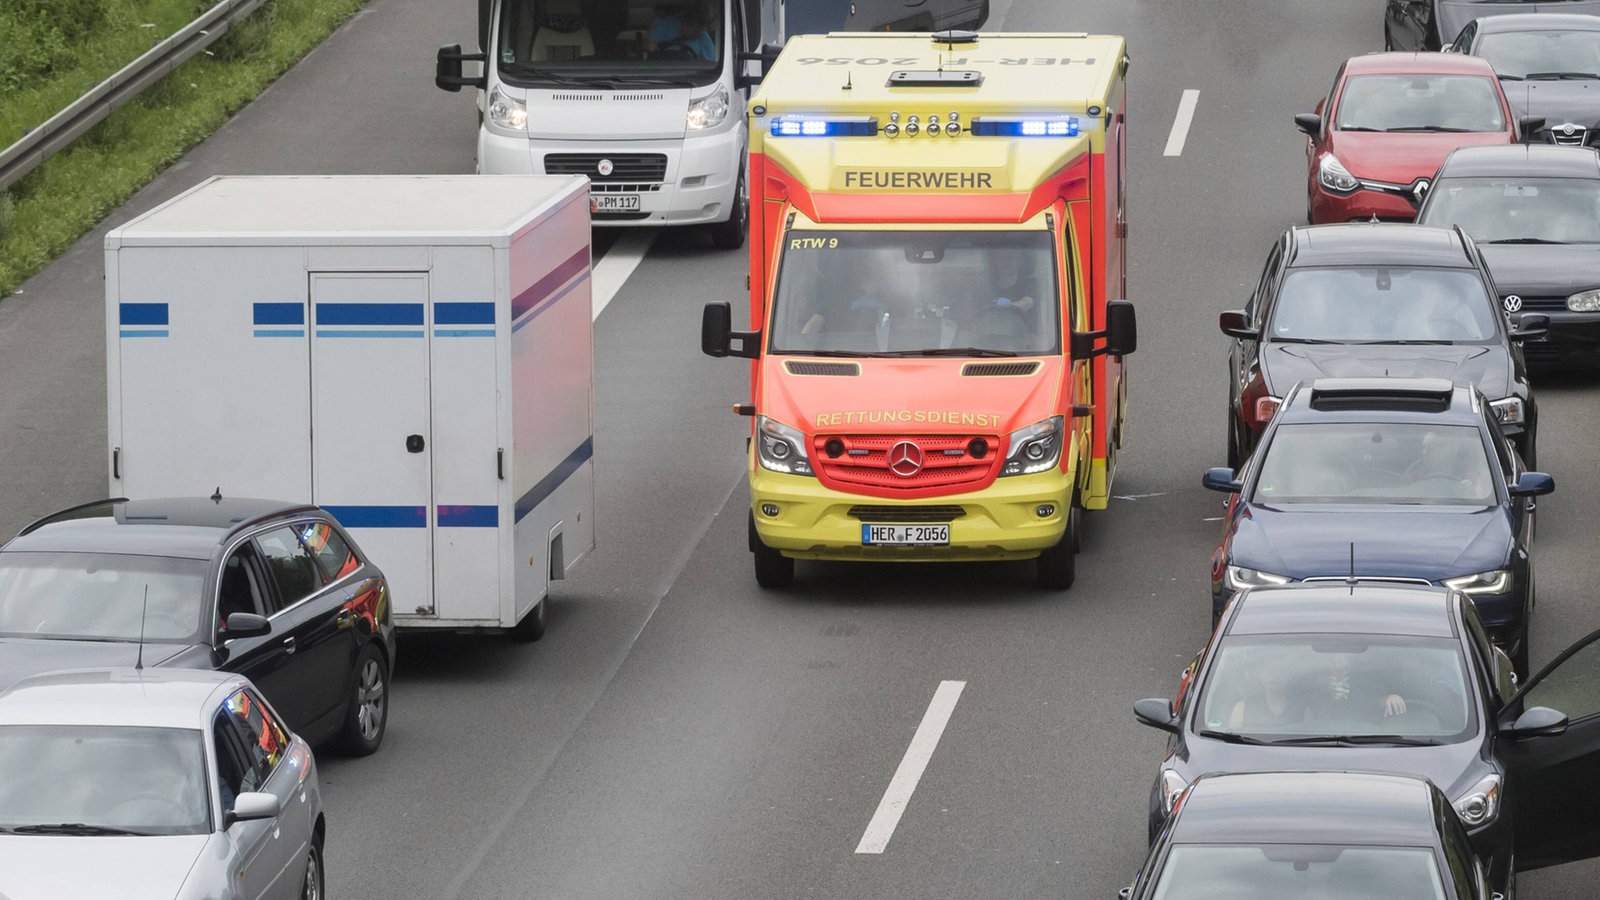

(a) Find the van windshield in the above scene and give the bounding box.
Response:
[768,230,1061,357]
[497,0,724,81]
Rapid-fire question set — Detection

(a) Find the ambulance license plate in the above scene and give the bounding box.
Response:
[862,524,949,546]
[591,194,641,213]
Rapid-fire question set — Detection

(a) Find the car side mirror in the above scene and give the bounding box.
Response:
[222,612,271,640]
[1117,887,1134,900]
[1134,698,1180,734]
[1501,705,1569,739]
[1509,313,1549,341]
[1201,467,1243,493]
[1519,115,1547,143]
[1218,309,1259,340]
[701,301,760,359]
[1510,472,1555,497]
[435,44,487,92]
[224,791,281,827]
[1293,113,1321,137]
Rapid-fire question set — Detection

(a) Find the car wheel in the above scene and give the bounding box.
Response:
[1036,521,1077,590]
[708,165,748,250]
[750,512,794,588]
[337,644,389,757]
[510,597,547,642]
[300,836,324,900]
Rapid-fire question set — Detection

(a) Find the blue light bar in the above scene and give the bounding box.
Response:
[970,116,1081,138]
[770,116,879,137]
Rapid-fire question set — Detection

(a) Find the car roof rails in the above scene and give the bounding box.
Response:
[17,497,128,536]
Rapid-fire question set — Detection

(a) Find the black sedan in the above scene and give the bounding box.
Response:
[1204,378,1552,673]
[1386,0,1600,52]
[1220,223,1541,469]
[1418,143,1600,368]
[0,496,396,755]
[1124,771,1493,899]
[1453,13,1600,146]
[1134,583,1600,895]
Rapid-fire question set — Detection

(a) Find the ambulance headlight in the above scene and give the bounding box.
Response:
[756,416,813,476]
[1318,154,1360,194]
[488,85,527,132]
[1001,416,1063,476]
[687,84,729,130]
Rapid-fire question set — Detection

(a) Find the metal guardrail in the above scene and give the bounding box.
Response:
[0,0,268,193]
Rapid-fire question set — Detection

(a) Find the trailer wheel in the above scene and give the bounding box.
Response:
[510,598,547,642]
[709,166,748,251]
[750,512,793,588]
[1036,526,1077,591]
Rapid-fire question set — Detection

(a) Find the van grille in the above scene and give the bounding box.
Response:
[545,153,667,183]
[962,361,1041,376]
[847,505,966,522]
[812,434,1000,494]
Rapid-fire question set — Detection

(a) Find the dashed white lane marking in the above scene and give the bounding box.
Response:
[855,680,966,855]
[590,229,658,320]
[1163,90,1200,157]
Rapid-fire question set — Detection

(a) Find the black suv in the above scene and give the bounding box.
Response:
[0,496,396,755]
[1220,223,1544,469]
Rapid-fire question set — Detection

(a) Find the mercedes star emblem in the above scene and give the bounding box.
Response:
[887,441,924,477]
[597,158,614,177]
[1503,295,1524,313]
[1563,123,1578,136]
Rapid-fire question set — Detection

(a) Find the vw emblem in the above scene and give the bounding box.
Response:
[596,158,614,177]
[1503,295,1524,313]
[887,441,924,477]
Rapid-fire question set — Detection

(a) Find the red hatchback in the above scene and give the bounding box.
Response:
[1297,53,1524,223]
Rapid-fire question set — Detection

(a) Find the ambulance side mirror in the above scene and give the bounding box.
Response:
[1070,300,1137,359]
[702,301,761,359]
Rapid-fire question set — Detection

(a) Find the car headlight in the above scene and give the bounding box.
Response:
[488,84,528,132]
[1159,769,1189,816]
[1225,565,1292,590]
[687,84,729,130]
[1001,416,1064,477]
[1453,773,1501,827]
[1568,289,1600,313]
[756,416,813,476]
[1318,154,1360,194]
[1489,397,1525,425]
[1444,569,1512,595]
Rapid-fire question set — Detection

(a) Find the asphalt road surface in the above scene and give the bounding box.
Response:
[3,0,1599,897]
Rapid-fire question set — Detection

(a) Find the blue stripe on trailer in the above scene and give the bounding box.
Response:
[120,303,168,325]
[511,246,590,321]
[252,303,305,325]
[323,505,427,528]
[515,437,594,523]
[120,329,169,338]
[254,329,306,338]
[438,505,498,527]
[314,330,424,339]
[315,303,424,326]
[435,302,495,325]
[434,329,495,338]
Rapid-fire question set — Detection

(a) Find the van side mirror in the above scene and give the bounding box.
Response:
[222,612,271,640]
[1134,698,1179,734]
[1294,113,1322,137]
[1510,472,1555,497]
[1218,309,1258,340]
[701,301,761,359]
[1519,115,1547,143]
[737,42,784,90]
[1202,467,1243,493]
[436,44,487,92]
[1509,313,1549,341]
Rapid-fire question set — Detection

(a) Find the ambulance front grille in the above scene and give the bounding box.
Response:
[545,153,667,183]
[785,361,860,376]
[812,434,1001,494]
[961,361,1041,377]
[847,505,966,523]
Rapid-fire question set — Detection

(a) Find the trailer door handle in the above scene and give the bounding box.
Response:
[406,434,425,453]
[112,447,121,479]
[497,448,505,480]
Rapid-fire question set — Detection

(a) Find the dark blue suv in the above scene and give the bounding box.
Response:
[1203,378,1553,674]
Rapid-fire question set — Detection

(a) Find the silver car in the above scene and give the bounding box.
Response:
[0,667,324,899]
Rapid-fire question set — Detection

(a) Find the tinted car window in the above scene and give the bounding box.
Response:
[1421,177,1600,244]
[1269,267,1497,342]
[1149,845,1447,900]
[218,544,268,623]
[1336,74,1505,133]
[0,724,209,835]
[1254,423,1495,505]
[1477,30,1600,80]
[1523,636,1600,721]
[1460,600,1513,705]
[298,521,359,582]
[255,527,324,609]
[223,689,289,787]
[0,551,206,642]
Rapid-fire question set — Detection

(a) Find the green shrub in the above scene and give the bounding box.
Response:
[0,194,15,242]
[13,0,108,42]
[209,0,278,62]
[0,14,76,91]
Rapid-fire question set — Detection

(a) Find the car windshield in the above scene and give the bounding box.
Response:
[1269,267,1497,342]
[0,724,210,835]
[1336,75,1505,133]
[768,230,1061,356]
[1252,423,1497,506]
[1477,29,1600,80]
[1420,176,1600,243]
[1150,845,1447,900]
[0,552,207,643]
[497,0,722,81]
[1196,635,1475,742]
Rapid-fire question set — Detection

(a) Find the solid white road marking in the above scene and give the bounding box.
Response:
[855,680,967,855]
[590,229,658,320]
[1164,90,1200,157]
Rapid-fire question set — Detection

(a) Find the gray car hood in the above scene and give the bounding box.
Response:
[1478,242,1600,295]
[0,833,209,899]
[1439,1,1600,46]
[1509,79,1600,123]
[0,638,187,692]
[1262,343,1511,399]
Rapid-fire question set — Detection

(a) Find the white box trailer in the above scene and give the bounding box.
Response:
[104,175,595,637]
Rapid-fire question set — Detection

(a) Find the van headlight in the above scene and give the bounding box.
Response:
[1225,566,1292,590]
[1489,397,1525,425]
[488,84,528,132]
[1318,154,1359,194]
[1568,289,1600,312]
[687,84,729,130]
[756,416,812,476]
[1001,416,1063,476]
[1453,774,1501,827]
[1445,569,1512,595]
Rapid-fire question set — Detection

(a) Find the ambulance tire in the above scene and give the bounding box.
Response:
[511,597,547,642]
[709,167,748,250]
[1036,530,1077,591]
[750,513,794,588]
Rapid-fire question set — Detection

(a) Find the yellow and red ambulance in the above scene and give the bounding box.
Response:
[702,30,1137,589]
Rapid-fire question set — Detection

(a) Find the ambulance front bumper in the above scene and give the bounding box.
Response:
[750,467,1072,562]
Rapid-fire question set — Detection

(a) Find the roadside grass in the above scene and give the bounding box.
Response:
[0,0,368,297]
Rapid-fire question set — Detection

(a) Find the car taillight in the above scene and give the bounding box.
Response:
[1252,395,1281,426]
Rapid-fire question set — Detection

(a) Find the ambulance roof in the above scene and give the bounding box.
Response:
[107,175,587,247]
[752,32,1126,110]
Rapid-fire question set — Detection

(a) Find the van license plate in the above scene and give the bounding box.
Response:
[862,524,949,546]
[592,194,641,212]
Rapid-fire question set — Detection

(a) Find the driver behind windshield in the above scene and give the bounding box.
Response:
[650,5,716,60]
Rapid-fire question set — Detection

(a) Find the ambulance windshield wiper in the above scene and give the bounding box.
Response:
[878,347,1021,357]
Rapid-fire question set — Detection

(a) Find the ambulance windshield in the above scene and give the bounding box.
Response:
[496,0,724,84]
[768,231,1061,357]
